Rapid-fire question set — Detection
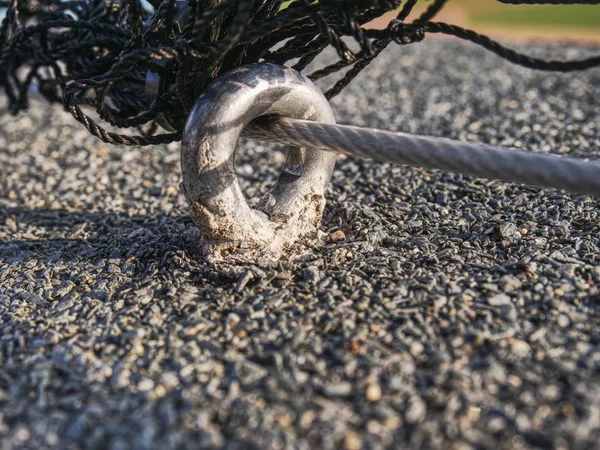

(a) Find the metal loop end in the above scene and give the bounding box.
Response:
[181,63,337,261]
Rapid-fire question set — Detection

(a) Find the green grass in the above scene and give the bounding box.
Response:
[281,1,599,31]
[473,5,600,30]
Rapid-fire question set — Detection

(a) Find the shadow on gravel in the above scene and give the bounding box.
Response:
[2,201,600,449]
[0,205,213,291]
[1,205,197,255]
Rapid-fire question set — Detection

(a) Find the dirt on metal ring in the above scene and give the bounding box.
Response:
[180,63,337,261]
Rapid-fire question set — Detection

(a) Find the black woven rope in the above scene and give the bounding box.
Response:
[0,0,599,146]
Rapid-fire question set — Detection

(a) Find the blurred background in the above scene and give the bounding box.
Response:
[368,1,600,43]
[297,0,600,43]
[1,1,599,42]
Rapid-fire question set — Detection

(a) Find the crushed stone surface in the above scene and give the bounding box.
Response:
[1,40,600,449]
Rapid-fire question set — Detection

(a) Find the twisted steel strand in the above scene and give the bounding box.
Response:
[243,118,600,197]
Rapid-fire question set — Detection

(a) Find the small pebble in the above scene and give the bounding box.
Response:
[557,314,570,328]
[331,230,347,243]
[365,384,382,402]
[488,293,512,307]
[303,266,321,284]
[344,430,362,450]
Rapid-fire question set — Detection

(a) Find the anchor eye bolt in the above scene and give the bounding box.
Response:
[180,63,337,260]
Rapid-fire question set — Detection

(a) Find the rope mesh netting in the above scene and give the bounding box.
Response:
[0,0,599,146]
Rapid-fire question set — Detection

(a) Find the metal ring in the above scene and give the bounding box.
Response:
[181,63,337,259]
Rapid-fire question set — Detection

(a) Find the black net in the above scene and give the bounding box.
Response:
[0,0,599,146]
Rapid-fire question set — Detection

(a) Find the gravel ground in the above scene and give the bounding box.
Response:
[1,40,600,450]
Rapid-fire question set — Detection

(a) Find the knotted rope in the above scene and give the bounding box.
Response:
[1,0,599,146]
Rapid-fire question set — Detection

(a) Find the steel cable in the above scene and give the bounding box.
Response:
[243,118,600,197]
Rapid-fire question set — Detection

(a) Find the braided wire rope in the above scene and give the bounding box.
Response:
[244,118,600,197]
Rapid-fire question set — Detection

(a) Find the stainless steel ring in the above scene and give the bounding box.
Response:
[181,63,337,260]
